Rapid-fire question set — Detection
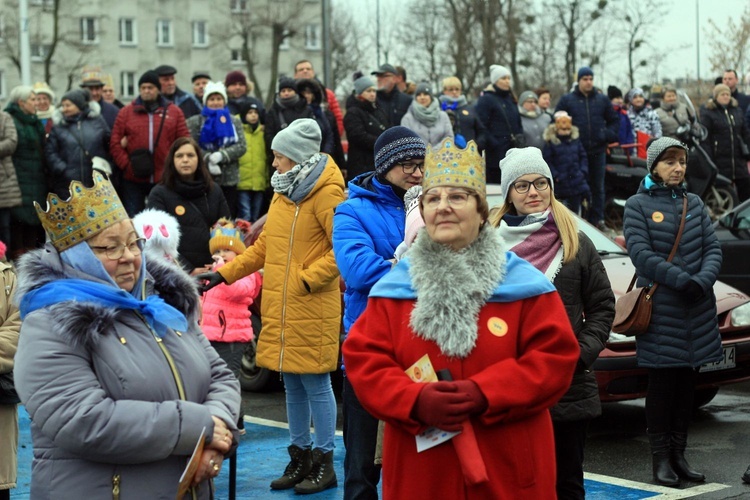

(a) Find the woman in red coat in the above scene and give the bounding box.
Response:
[342,138,580,499]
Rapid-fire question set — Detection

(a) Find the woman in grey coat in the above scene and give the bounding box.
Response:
[518,90,552,150]
[14,172,241,499]
[400,82,453,147]
[623,137,722,488]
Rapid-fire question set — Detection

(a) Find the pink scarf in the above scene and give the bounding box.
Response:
[499,210,564,281]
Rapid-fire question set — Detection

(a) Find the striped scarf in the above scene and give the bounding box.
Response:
[499,209,564,282]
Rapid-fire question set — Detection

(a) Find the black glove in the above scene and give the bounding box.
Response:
[196,272,226,292]
[685,280,703,303]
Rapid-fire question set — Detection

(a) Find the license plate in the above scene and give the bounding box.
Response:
[700,346,736,372]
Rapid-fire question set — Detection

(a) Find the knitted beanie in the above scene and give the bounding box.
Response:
[203,81,228,106]
[577,66,594,80]
[271,118,322,164]
[646,137,689,172]
[209,220,247,255]
[278,77,297,93]
[61,89,90,111]
[414,82,433,97]
[607,85,623,100]
[626,87,644,103]
[490,65,511,84]
[138,70,161,90]
[518,90,538,104]
[713,84,731,101]
[499,147,554,201]
[224,70,247,88]
[353,76,375,96]
[373,126,427,178]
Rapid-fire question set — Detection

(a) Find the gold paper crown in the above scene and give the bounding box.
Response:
[35,172,130,251]
[422,138,486,194]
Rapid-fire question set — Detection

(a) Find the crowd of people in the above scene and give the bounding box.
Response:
[0,57,748,500]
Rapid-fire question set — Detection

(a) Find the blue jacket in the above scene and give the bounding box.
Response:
[333,173,405,333]
[476,86,522,181]
[542,124,589,198]
[555,86,619,154]
[623,178,723,368]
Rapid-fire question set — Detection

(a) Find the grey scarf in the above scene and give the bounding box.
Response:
[270,153,323,198]
[410,98,440,127]
[408,224,506,358]
[276,94,300,109]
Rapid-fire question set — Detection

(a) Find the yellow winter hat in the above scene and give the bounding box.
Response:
[209,219,246,254]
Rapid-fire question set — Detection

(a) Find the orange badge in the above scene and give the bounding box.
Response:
[487,317,508,337]
[652,211,664,223]
[220,116,227,123]
[175,205,186,216]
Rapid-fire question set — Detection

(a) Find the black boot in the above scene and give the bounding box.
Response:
[742,465,750,483]
[294,448,337,494]
[648,432,680,487]
[270,445,313,490]
[670,432,705,482]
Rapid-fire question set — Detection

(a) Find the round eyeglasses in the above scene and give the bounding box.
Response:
[90,238,145,260]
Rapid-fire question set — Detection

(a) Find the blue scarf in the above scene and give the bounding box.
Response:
[199,107,237,152]
[20,279,188,337]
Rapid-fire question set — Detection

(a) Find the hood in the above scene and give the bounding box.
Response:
[15,245,200,350]
[347,172,403,207]
[52,100,102,125]
[706,97,739,110]
[296,79,324,105]
[543,123,580,144]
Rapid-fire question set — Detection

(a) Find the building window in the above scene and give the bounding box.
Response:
[30,44,50,61]
[192,21,208,47]
[305,24,321,50]
[156,19,173,46]
[119,18,137,45]
[230,49,245,65]
[279,29,291,51]
[80,17,98,44]
[230,0,248,12]
[120,71,136,98]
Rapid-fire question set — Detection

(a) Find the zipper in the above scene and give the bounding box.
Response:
[728,110,736,180]
[279,204,301,372]
[136,312,186,400]
[112,473,120,500]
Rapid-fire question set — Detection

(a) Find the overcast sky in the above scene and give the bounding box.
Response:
[337,0,750,87]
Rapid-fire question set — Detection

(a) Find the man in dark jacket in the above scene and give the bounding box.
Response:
[333,126,426,500]
[192,71,211,108]
[224,70,266,121]
[80,74,120,130]
[371,64,412,128]
[555,66,619,228]
[723,69,750,113]
[110,70,190,216]
[154,65,202,120]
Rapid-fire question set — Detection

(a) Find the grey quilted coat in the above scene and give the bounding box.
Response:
[623,180,723,368]
[13,246,241,500]
[0,111,20,209]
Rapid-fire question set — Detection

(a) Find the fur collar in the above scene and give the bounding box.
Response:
[15,246,199,349]
[408,225,506,358]
[706,97,739,110]
[52,100,102,125]
[543,123,580,144]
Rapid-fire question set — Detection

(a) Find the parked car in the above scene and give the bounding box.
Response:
[485,184,750,408]
[714,198,750,295]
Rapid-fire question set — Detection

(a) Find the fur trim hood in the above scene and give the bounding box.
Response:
[543,123,580,144]
[52,100,102,125]
[15,245,200,350]
[705,97,739,110]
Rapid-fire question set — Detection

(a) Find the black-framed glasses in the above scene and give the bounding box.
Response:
[397,161,425,175]
[512,177,550,194]
[90,238,145,260]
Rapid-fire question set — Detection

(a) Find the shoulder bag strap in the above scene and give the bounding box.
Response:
[152,105,169,151]
[646,195,688,296]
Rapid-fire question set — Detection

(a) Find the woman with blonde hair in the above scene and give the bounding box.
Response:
[489,147,614,500]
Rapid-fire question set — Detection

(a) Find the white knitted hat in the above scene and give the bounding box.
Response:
[203,81,228,106]
[499,147,554,201]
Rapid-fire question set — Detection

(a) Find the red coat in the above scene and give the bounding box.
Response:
[110,97,190,183]
[343,290,579,499]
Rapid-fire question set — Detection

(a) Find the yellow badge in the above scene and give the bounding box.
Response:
[487,317,508,337]
[220,116,227,124]
[175,205,186,216]
[462,109,469,115]
[652,211,664,223]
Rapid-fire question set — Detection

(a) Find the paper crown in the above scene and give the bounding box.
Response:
[35,172,130,251]
[422,138,485,194]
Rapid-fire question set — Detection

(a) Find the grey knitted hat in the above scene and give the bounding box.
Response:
[646,137,689,172]
[61,89,90,112]
[499,147,554,201]
[415,82,433,97]
[271,118,322,164]
[518,90,538,104]
[353,76,375,96]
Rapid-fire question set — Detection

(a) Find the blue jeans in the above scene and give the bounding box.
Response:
[342,376,381,500]
[586,151,606,225]
[283,372,337,453]
[120,179,154,217]
[237,190,265,222]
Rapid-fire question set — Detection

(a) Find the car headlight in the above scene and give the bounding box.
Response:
[731,302,750,327]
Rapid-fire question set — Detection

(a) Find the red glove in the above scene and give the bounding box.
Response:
[452,380,488,415]
[411,381,476,432]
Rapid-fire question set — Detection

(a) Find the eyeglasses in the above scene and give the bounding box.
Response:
[90,238,145,260]
[512,177,550,194]
[423,191,471,209]
[397,162,425,175]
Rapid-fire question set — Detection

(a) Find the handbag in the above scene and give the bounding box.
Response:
[0,371,20,405]
[612,196,687,336]
[129,106,168,178]
[496,100,525,149]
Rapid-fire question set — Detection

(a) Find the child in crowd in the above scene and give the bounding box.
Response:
[201,219,262,434]
[542,111,590,214]
[237,102,269,222]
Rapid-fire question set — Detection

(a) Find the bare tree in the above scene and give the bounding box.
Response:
[395,1,451,88]
[445,0,484,93]
[704,6,750,77]
[551,0,608,89]
[329,3,366,93]
[615,0,669,88]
